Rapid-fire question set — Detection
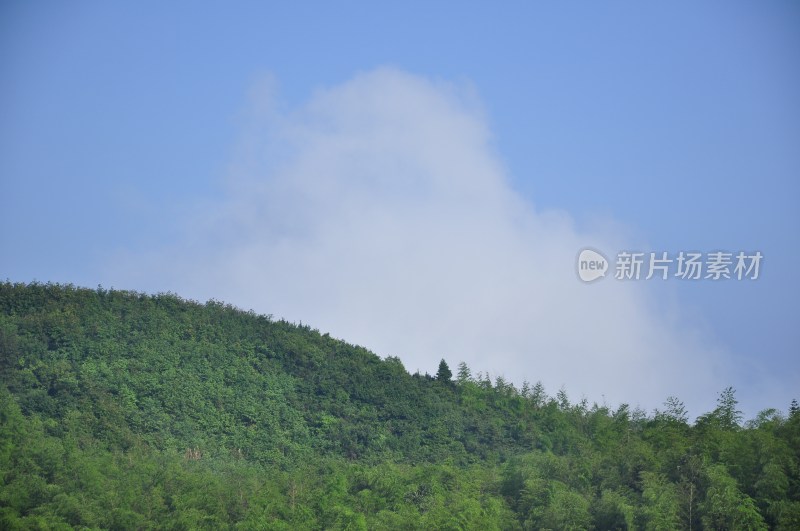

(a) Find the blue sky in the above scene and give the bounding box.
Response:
[2,1,798,419]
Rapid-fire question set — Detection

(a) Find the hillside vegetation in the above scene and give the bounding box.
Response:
[1,281,798,529]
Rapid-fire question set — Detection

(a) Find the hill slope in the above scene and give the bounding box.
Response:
[1,282,798,529]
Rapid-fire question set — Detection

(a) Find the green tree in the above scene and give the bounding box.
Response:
[456,362,471,384]
[592,490,635,530]
[714,387,743,430]
[435,359,452,384]
[700,464,767,530]
[530,381,546,407]
[538,484,591,530]
[657,396,688,424]
[640,472,681,530]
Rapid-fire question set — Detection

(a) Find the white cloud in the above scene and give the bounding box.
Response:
[113,67,730,416]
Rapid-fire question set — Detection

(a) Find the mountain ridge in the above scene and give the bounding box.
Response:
[1,281,798,529]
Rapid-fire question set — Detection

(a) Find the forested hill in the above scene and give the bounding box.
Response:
[1,282,798,529]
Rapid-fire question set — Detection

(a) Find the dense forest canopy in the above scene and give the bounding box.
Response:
[1,281,798,529]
